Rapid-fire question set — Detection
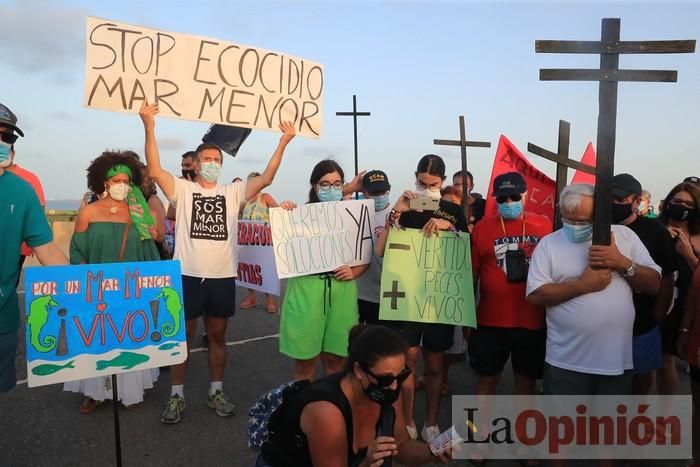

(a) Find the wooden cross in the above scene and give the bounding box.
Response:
[382,280,405,310]
[433,115,491,221]
[527,120,595,230]
[536,18,695,245]
[336,94,371,178]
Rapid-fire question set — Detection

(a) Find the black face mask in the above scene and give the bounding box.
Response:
[182,169,196,181]
[665,203,696,222]
[612,202,634,224]
[363,382,401,406]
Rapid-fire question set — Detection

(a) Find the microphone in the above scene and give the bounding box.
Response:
[376,405,395,467]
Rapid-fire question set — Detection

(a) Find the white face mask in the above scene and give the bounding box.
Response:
[107,182,130,201]
[415,185,442,200]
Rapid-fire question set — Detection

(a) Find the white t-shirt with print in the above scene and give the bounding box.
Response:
[526,224,661,376]
[356,204,392,303]
[170,177,246,278]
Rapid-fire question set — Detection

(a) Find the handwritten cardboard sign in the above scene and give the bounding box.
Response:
[379,229,476,327]
[269,200,375,279]
[24,260,186,387]
[237,221,281,295]
[84,17,324,138]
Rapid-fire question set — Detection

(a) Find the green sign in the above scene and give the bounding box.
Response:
[379,228,476,327]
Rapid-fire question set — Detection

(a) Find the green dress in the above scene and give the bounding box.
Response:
[64,221,160,405]
[70,222,159,264]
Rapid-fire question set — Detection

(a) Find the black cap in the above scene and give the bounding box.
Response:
[612,173,642,198]
[492,172,526,197]
[362,170,391,193]
[684,176,699,185]
[0,103,24,137]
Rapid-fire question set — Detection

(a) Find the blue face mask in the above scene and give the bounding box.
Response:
[370,193,390,211]
[318,186,344,202]
[498,201,523,219]
[562,222,593,243]
[0,141,12,168]
[199,161,221,183]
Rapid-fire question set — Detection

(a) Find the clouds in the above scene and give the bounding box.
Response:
[0,1,85,77]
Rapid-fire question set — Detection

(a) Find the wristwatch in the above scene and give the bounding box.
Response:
[623,262,636,278]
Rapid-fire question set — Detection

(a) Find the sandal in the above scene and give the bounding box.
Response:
[239,297,257,309]
[265,298,276,314]
[79,397,101,414]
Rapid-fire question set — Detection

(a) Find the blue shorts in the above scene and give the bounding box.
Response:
[633,326,663,374]
[0,329,19,393]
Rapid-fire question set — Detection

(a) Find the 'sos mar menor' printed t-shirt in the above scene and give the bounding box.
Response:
[170,177,246,278]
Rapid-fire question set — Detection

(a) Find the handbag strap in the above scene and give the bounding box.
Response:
[118,216,132,262]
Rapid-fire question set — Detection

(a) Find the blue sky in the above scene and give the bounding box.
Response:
[2,0,698,207]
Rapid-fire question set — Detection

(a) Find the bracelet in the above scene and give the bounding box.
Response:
[680,328,691,334]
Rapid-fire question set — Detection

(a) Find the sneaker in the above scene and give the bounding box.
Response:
[207,389,236,417]
[421,424,441,443]
[406,423,418,440]
[161,394,185,424]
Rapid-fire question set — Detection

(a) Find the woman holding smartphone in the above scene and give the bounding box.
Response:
[374,154,467,442]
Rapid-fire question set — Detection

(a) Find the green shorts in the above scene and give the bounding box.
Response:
[279,274,359,360]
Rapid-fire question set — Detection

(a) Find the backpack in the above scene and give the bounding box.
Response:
[247,380,311,451]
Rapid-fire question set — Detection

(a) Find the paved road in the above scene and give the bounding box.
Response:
[0,286,692,466]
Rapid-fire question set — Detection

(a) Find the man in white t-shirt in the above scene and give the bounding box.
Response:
[526,183,661,397]
[139,100,295,424]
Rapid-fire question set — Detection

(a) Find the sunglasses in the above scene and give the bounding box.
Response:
[0,132,18,145]
[362,365,412,387]
[496,194,522,204]
[670,198,696,210]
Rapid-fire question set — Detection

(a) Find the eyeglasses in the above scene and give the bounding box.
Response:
[0,132,18,145]
[318,181,343,191]
[670,198,696,210]
[361,365,412,388]
[496,194,522,204]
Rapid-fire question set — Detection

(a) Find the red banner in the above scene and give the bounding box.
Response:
[571,142,596,184]
[484,135,556,222]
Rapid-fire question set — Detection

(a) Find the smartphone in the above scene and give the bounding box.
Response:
[409,197,440,211]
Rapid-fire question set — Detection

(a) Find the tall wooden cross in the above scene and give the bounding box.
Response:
[536,18,695,245]
[433,115,491,221]
[336,94,371,178]
[527,120,595,230]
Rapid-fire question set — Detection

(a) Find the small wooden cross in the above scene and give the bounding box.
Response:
[382,280,406,310]
[336,95,371,178]
[528,120,595,229]
[536,18,695,245]
[433,116,491,221]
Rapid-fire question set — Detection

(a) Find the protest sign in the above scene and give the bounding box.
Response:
[484,135,556,221]
[84,17,324,138]
[269,199,375,279]
[24,260,186,387]
[378,229,476,327]
[237,221,281,295]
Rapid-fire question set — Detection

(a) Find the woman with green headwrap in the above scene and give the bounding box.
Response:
[63,150,161,414]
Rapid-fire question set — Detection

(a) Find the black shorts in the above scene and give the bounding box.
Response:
[382,321,454,353]
[182,275,237,320]
[469,326,546,379]
[358,299,380,324]
[661,307,682,356]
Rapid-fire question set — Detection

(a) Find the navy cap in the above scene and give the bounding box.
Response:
[684,176,699,185]
[612,173,642,198]
[0,103,23,137]
[362,170,391,193]
[492,172,526,197]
